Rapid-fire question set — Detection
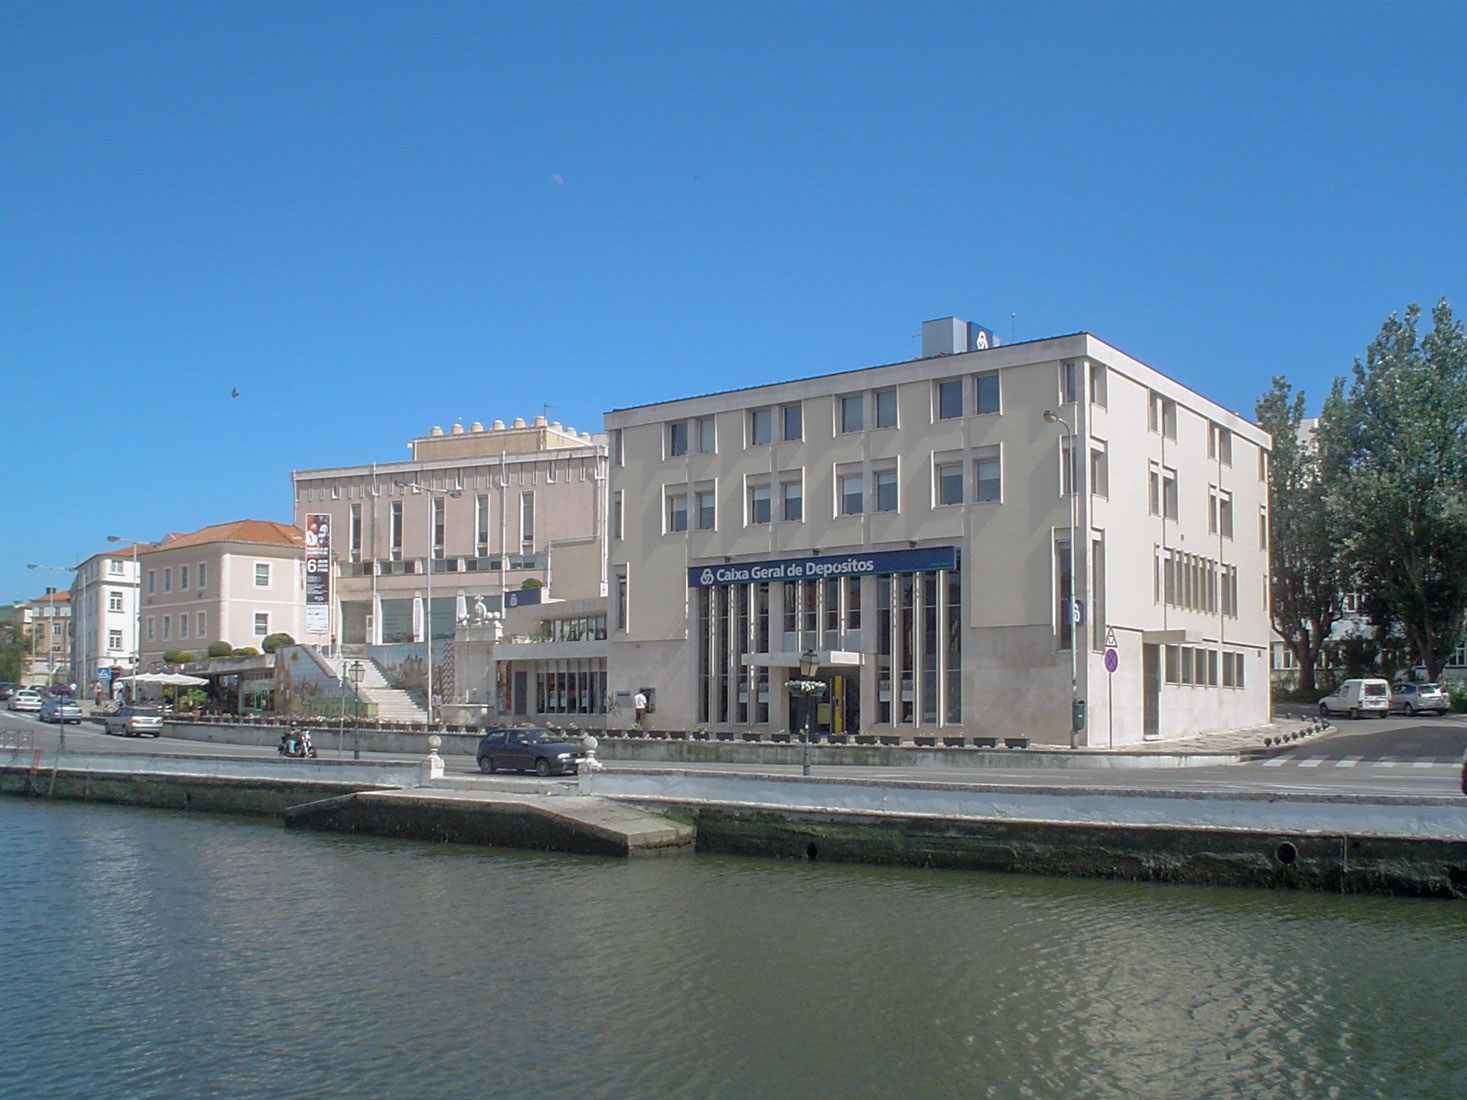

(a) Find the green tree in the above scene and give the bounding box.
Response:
[1325,299,1467,680]
[0,622,29,683]
[1255,376,1347,695]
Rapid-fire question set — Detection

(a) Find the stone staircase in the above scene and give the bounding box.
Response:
[324,654,427,725]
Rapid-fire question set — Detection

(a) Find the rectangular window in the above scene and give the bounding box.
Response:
[781,478,802,522]
[475,496,489,556]
[874,467,898,512]
[668,420,689,457]
[614,568,628,631]
[749,408,772,446]
[839,471,864,516]
[146,617,155,642]
[197,611,206,637]
[936,461,963,506]
[840,394,863,433]
[1089,362,1107,407]
[162,615,171,641]
[974,371,999,415]
[1061,361,1078,404]
[179,614,188,640]
[1163,469,1178,520]
[874,388,897,429]
[612,490,623,540]
[108,590,123,612]
[390,501,403,561]
[782,403,802,442]
[696,415,715,454]
[350,503,364,561]
[147,570,155,594]
[179,564,189,590]
[748,483,771,525]
[254,613,269,636]
[1090,443,1108,497]
[162,568,172,593]
[108,629,123,650]
[937,379,963,420]
[520,491,534,551]
[1219,492,1233,538]
[1060,438,1076,496]
[696,488,716,530]
[255,562,270,587]
[431,497,445,558]
[108,559,124,575]
[1055,536,1073,651]
[1259,507,1269,550]
[197,562,206,590]
[974,448,1001,503]
[666,491,688,533]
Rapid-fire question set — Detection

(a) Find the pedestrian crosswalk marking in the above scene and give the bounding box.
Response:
[1375,756,1397,768]
[1412,759,1435,769]
[1335,755,1362,768]
[1298,756,1326,768]
[1262,755,1292,767]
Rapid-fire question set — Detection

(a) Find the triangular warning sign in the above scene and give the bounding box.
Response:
[1104,627,1118,650]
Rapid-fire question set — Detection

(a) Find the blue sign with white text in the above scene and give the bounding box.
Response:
[967,322,1000,351]
[688,546,958,588]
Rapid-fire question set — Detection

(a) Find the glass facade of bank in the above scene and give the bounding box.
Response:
[692,550,962,734]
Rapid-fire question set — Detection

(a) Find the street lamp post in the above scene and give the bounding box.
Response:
[394,478,461,733]
[346,660,366,759]
[107,536,146,704]
[1042,410,1082,750]
[790,647,825,778]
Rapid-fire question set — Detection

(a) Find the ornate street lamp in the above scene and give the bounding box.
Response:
[789,647,825,777]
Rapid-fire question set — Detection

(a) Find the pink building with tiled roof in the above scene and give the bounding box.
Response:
[136,519,322,666]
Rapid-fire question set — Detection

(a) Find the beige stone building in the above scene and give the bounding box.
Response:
[137,520,317,667]
[603,318,1272,746]
[290,417,608,651]
[19,590,71,689]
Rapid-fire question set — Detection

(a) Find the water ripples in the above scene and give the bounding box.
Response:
[4,799,1466,1098]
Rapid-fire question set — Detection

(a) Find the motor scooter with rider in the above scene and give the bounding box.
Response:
[277,723,317,758]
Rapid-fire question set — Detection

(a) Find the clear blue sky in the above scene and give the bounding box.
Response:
[5,1,1464,603]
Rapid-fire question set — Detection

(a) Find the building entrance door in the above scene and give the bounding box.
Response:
[513,670,528,716]
[1143,645,1160,740]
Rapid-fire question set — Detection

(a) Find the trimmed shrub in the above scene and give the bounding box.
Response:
[231,646,261,657]
[162,650,197,664]
[261,633,295,654]
[206,641,232,658]
[521,578,543,589]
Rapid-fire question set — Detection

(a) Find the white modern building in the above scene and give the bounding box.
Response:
[69,545,143,698]
[290,416,608,650]
[603,317,1272,746]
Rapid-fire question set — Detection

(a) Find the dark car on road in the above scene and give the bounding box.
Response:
[476,728,585,776]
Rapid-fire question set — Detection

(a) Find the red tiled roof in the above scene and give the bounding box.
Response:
[140,519,304,553]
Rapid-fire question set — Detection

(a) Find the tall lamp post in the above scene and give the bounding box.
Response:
[790,647,825,777]
[1042,410,1082,750]
[346,660,366,759]
[107,536,147,704]
[394,478,461,732]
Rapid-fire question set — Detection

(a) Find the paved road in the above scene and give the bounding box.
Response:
[6,710,1465,800]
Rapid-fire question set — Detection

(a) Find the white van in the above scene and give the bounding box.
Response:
[1318,678,1392,719]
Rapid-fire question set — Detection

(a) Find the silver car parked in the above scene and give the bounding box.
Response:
[104,704,164,737]
[1390,681,1449,717]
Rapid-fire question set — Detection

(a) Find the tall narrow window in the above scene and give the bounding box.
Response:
[432,497,445,558]
[839,471,863,516]
[781,478,802,522]
[254,562,270,587]
[874,468,898,512]
[748,483,771,525]
[390,501,403,561]
[874,388,897,429]
[350,503,364,561]
[468,495,485,557]
[668,420,689,457]
[612,491,623,540]
[974,371,1000,415]
[696,488,716,530]
[749,408,772,446]
[840,394,863,433]
[1090,443,1109,497]
[520,491,535,552]
[197,562,206,589]
[937,379,963,420]
[974,448,1001,502]
[1089,363,1107,407]
[1060,438,1076,496]
[179,564,189,590]
[782,403,802,442]
[666,491,688,533]
[1060,362,1077,404]
[614,569,628,631]
[936,461,963,506]
[696,416,715,453]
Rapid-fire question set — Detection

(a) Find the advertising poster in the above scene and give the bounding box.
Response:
[304,512,331,633]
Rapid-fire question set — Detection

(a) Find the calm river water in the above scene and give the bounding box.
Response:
[4,797,1464,1099]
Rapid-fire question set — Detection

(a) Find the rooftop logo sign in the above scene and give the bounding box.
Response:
[689,546,957,588]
